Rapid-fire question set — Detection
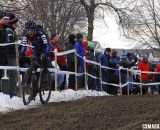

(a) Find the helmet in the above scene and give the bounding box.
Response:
[25,20,36,29]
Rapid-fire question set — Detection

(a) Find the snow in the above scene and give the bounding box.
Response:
[0,89,108,113]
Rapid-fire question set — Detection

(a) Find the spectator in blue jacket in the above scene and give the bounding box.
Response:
[109,50,120,95]
[75,33,85,88]
[100,47,111,92]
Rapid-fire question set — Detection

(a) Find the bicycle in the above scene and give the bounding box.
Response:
[22,54,52,105]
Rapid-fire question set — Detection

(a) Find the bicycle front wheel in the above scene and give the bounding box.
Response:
[39,68,52,104]
[22,68,37,105]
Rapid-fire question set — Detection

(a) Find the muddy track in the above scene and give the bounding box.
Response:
[0,95,160,130]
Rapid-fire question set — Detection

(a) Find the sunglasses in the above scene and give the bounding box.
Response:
[2,17,9,20]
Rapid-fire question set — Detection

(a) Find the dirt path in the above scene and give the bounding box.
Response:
[0,95,160,130]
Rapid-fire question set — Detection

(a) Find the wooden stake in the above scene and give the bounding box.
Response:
[127,68,130,96]
[99,65,102,91]
[140,70,143,95]
[15,42,21,96]
[119,68,122,95]
[84,57,88,90]
[54,49,58,91]
[74,51,78,91]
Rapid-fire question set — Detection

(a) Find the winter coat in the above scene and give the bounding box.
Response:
[0,24,8,57]
[110,56,120,77]
[152,63,160,81]
[21,27,51,55]
[0,24,16,66]
[100,53,110,75]
[100,53,110,67]
[0,24,7,43]
[75,41,85,66]
[65,42,75,69]
[82,40,88,53]
[6,25,16,43]
[138,60,150,80]
[5,25,17,56]
[50,45,66,67]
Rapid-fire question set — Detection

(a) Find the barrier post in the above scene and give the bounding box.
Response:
[140,70,142,95]
[127,68,130,95]
[84,57,88,90]
[119,68,122,95]
[15,42,21,96]
[1,69,9,94]
[74,50,78,91]
[54,49,58,91]
[99,65,102,91]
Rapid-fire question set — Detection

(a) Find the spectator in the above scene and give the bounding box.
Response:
[87,47,97,90]
[82,40,88,53]
[65,34,76,90]
[152,63,160,94]
[0,11,9,43]
[50,36,66,70]
[138,56,150,94]
[109,49,120,95]
[119,51,131,83]
[119,51,132,94]
[5,12,19,97]
[100,47,111,92]
[75,33,85,89]
[0,11,14,97]
[6,12,18,43]
[0,11,9,67]
[50,36,67,90]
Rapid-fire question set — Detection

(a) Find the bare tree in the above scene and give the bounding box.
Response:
[125,0,160,51]
[79,0,136,41]
[0,0,86,44]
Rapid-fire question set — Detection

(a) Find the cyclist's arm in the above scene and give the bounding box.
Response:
[20,32,28,54]
[40,31,51,55]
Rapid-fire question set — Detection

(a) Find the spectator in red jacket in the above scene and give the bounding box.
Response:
[50,36,66,70]
[138,57,150,80]
[50,36,67,90]
[152,63,160,94]
[138,57,150,94]
[82,40,88,53]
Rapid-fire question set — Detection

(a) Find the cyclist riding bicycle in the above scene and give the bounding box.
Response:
[20,20,52,104]
[20,20,51,60]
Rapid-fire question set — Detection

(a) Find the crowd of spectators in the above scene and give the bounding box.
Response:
[0,10,160,97]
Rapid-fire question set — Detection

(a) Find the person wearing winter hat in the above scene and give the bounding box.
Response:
[75,33,85,88]
[75,33,84,65]
[0,10,9,43]
[6,12,18,43]
[0,11,10,96]
[100,47,111,92]
[65,34,76,90]
[76,33,83,41]
[4,11,18,98]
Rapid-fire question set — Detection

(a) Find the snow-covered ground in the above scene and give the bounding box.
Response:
[0,89,108,113]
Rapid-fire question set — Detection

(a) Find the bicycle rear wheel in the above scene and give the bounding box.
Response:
[39,68,52,104]
[22,68,37,105]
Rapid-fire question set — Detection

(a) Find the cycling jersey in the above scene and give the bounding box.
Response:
[20,28,51,55]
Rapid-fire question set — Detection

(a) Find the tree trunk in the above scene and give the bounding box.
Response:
[87,15,94,41]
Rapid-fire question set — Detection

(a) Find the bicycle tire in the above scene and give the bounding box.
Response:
[22,68,37,105]
[39,68,52,104]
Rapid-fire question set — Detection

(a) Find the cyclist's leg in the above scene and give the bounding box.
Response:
[31,51,40,97]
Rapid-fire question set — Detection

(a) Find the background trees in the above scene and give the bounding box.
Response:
[125,0,160,51]
[79,0,136,41]
[1,0,160,51]
[0,0,86,43]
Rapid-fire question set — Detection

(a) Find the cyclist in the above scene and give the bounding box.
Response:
[20,20,51,98]
[20,20,51,61]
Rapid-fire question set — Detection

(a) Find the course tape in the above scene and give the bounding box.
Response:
[54,49,75,56]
